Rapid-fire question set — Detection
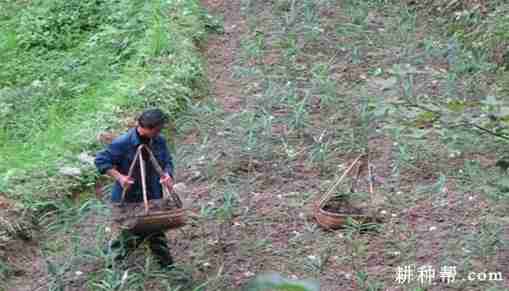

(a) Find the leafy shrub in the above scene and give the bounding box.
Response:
[16,0,108,50]
[246,272,320,291]
[0,0,209,197]
[416,1,509,68]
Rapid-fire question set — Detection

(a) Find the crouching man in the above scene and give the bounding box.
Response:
[95,108,175,269]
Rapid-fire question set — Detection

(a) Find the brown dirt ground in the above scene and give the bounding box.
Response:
[176,1,509,290]
[201,0,245,113]
[4,1,509,290]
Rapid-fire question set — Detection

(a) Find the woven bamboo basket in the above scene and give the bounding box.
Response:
[112,144,187,234]
[313,202,370,230]
[313,154,372,230]
[113,203,186,234]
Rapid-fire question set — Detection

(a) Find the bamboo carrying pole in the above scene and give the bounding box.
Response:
[368,161,374,194]
[145,147,182,208]
[138,146,150,214]
[120,146,142,206]
[318,154,364,208]
[120,144,181,212]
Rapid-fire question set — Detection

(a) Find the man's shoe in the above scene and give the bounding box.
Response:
[158,256,175,270]
[160,263,176,272]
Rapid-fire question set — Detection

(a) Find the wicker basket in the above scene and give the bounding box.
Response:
[313,202,369,230]
[112,144,187,234]
[113,202,186,234]
[313,154,373,230]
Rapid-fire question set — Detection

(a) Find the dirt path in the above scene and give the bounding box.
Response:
[202,0,244,113]
[6,0,507,289]
[4,2,248,288]
[4,0,505,290]
[187,1,509,290]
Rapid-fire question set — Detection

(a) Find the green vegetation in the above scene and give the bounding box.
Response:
[0,0,217,288]
[246,272,319,291]
[1,0,509,289]
[195,0,508,289]
[0,0,209,201]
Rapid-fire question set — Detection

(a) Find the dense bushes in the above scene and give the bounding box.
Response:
[16,0,108,50]
[0,1,214,285]
[415,0,509,69]
[0,0,211,199]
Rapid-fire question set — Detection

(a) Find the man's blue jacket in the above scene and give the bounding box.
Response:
[95,127,174,203]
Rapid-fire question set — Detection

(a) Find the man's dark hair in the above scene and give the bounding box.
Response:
[138,108,168,129]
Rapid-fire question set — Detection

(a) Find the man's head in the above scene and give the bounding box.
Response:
[137,108,168,138]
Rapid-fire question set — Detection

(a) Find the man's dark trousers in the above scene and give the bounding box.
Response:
[96,127,176,268]
[109,228,174,268]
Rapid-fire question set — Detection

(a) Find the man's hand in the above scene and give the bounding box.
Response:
[106,168,134,190]
[160,174,174,191]
[117,174,134,190]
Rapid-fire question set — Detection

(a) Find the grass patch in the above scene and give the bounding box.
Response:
[0,0,213,287]
[0,0,210,202]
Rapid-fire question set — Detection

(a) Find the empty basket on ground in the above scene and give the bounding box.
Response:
[313,154,373,230]
[112,144,186,234]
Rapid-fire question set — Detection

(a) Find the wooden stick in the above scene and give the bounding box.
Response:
[319,154,364,208]
[350,158,364,193]
[367,159,379,222]
[145,147,183,208]
[141,147,166,201]
[120,146,142,206]
[368,161,374,195]
[138,145,150,214]
[145,146,165,176]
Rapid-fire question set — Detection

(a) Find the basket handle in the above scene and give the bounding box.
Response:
[119,145,149,214]
[144,145,183,208]
[120,146,142,207]
[119,144,183,212]
[318,154,364,208]
[138,145,150,215]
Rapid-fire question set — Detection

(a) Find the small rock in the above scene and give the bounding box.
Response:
[367,11,384,26]
[97,132,116,144]
[121,270,129,285]
[225,24,237,34]
[182,197,194,209]
[59,167,82,177]
[78,152,95,165]
[188,170,203,182]
[173,182,189,195]
[371,77,398,91]
[31,80,43,87]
